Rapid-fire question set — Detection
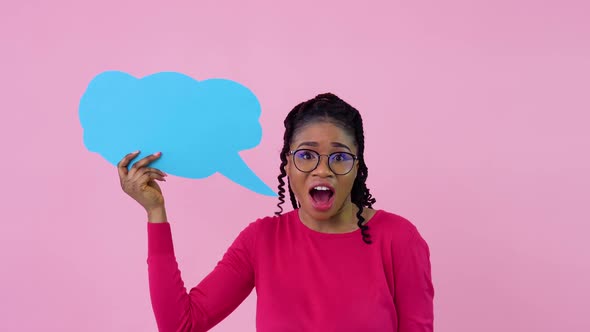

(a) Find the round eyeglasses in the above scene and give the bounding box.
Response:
[289,149,357,175]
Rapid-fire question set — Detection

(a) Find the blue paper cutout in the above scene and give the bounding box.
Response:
[79,71,276,197]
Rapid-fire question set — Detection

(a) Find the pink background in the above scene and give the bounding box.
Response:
[1,0,589,331]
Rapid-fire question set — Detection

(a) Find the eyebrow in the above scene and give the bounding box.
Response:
[296,141,352,152]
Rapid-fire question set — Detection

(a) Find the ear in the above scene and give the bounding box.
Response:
[351,160,360,180]
[285,154,291,178]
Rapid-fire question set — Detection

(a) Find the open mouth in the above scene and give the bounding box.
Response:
[309,185,335,210]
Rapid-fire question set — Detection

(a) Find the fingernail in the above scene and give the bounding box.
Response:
[133,150,140,154]
[153,152,161,156]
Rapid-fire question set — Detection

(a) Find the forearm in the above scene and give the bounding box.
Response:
[395,229,434,332]
[146,219,257,332]
[147,222,196,331]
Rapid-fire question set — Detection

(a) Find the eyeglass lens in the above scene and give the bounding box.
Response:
[292,149,355,175]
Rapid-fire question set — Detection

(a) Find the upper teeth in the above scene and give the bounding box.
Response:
[314,186,330,191]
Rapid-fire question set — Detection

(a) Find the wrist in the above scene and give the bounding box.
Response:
[147,206,167,223]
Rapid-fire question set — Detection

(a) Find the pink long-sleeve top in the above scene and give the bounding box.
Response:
[147,209,434,332]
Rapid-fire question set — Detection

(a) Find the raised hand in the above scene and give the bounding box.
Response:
[118,151,168,215]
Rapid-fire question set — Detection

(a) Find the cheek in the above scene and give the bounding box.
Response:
[285,162,299,188]
[339,173,358,197]
[286,165,309,198]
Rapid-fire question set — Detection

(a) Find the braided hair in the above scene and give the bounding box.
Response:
[275,93,376,244]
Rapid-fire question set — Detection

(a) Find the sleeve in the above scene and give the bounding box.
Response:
[147,221,258,332]
[393,227,435,332]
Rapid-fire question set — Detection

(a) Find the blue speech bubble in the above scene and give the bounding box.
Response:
[79,71,276,196]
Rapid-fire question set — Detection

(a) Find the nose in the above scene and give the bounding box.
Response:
[312,155,333,176]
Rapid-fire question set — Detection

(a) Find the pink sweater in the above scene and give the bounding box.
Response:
[147,209,434,332]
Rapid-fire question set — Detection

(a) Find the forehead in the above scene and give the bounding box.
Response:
[291,121,356,146]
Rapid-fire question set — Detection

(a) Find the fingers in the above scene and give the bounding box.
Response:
[132,167,167,181]
[118,151,167,194]
[137,170,167,185]
[121,167,166,193]
[129,152,163,176]
[117,150,140,179]
[118,151,164,175]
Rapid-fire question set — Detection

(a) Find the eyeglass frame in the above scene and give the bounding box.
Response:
[288,149,358,175]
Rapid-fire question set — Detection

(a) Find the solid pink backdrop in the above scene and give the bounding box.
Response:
[1,0,589,331]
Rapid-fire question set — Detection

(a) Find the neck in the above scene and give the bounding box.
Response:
[298,200,361,234]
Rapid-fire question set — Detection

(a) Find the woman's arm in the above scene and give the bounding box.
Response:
[394,228,435,332]
[147,219,257,332]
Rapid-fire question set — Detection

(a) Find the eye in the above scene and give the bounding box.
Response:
[295,150,316,160]
[331,152,352,162]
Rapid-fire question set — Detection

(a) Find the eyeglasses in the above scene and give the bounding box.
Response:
[289,149,357,175]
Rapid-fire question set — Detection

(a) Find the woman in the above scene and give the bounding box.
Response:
[118,93,434,331]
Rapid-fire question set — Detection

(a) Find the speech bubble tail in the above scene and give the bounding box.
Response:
[218,154,277,197]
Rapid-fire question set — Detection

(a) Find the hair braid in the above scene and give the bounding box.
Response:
[275,156,288,215]
[275,103,303,215]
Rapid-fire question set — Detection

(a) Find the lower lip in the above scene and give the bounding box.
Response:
[309,193,335,212]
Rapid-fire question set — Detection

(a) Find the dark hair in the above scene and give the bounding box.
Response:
[275,93,376,244]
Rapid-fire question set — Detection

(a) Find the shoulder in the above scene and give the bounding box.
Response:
[370,209,430,248]
[241,210,296,233]
[229,212,287,253]
[370,209,419,237]
[372,209,431,257]
[231,211,295,254]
